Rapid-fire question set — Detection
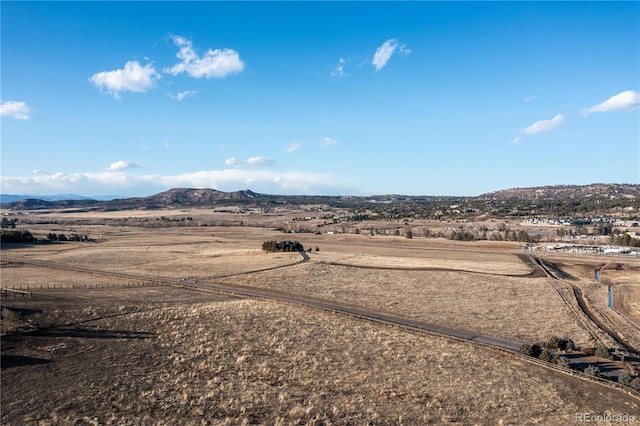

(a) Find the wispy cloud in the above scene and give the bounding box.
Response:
[322,137,338,147]
[225,156,274,168]
[169,90,197,101]
[521,114,565,135]
[582,90,640,115]
[1,168,335,196]
[164,35,245,79]
[331,57,346,77]
[89,61,160,99]
[284,142,300,153]
[510,137,521,145]
[524,96,537,103]
[372,39,410,72]
[0,100,32,120]
[107,161,141,172]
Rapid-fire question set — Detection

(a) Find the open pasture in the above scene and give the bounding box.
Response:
[2,293,638,425]
[220,261,595,347]
[1,215,617,348]
[2,209,640,424]
[537,252,640,351]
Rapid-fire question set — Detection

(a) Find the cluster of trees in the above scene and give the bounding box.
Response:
[610,231,640,247]
[156,216,194,222]
[618,372,640,391]
[446,226,538,243]
[261,240,305,253]
[46,233,91,242]
[0,229,95,244]
[1,217,18,228]
[0,229,34,243]
[519,335,577,368]
[583,365,640,391]
[518,338,640,389]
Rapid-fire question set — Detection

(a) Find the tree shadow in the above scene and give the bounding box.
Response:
[30,326,155,340]
[1,306,42,317]
[1,355,52,370]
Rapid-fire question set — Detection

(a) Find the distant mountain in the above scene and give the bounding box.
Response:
[0,193,99,203]
[1,184,638,212]
[0,188,268,211]
[3,198,101,211]
[480,184,639,201]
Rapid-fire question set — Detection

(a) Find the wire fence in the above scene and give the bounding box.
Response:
[1,280,162,297]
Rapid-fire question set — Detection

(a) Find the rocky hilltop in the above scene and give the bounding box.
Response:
[481,184,639,201]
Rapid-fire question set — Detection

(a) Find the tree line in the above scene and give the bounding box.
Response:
[0,229,34,243]
[261,240,305,253]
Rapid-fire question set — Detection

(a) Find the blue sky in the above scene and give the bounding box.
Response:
[1,1,639,197]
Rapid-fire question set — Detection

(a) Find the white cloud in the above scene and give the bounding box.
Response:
[284,142,300,153]
[170,90,197,101]
[524,96,537,103]
[225,156,274,168]
[245,156,273,167]
[582,90,640,115]
[164,35,245,79]
[1,168,336,196]
[107,161,141,172]
[372,39,410,72]
[510,137,521,145]
[322,137,338,147]
[521,114,565,135]
[331,57,346,77]
[0,100,32,120]
[89,61,159,99]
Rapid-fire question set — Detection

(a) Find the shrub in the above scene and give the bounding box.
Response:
[556,356,571,369]
[563,338,576,352]
[1,307,22,323]
[584,365,600,377]
[547,335,561,350]
[519,343,542,358]
[618,372,633,387]
[594,344,611,360]
[519,344,532,356]
[539,348,553,363]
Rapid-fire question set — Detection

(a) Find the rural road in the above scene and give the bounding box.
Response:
[2,254,522,352]
[531,255,640,355]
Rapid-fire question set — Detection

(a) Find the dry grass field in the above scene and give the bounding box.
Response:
[2,291,639,425]
[537,252,640,352]
[2,209,640,424]
[220,260,595,347]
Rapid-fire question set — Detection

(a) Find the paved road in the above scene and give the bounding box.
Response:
[2,254,522,352]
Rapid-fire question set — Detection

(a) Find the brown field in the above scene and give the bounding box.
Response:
[3,290,639,425]
[2,209,640,424]
[537,253,640,351]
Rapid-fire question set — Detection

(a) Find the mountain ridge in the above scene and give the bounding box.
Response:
[1,184,638,212]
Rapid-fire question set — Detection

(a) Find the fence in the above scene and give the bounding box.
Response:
[1,280,160,296]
